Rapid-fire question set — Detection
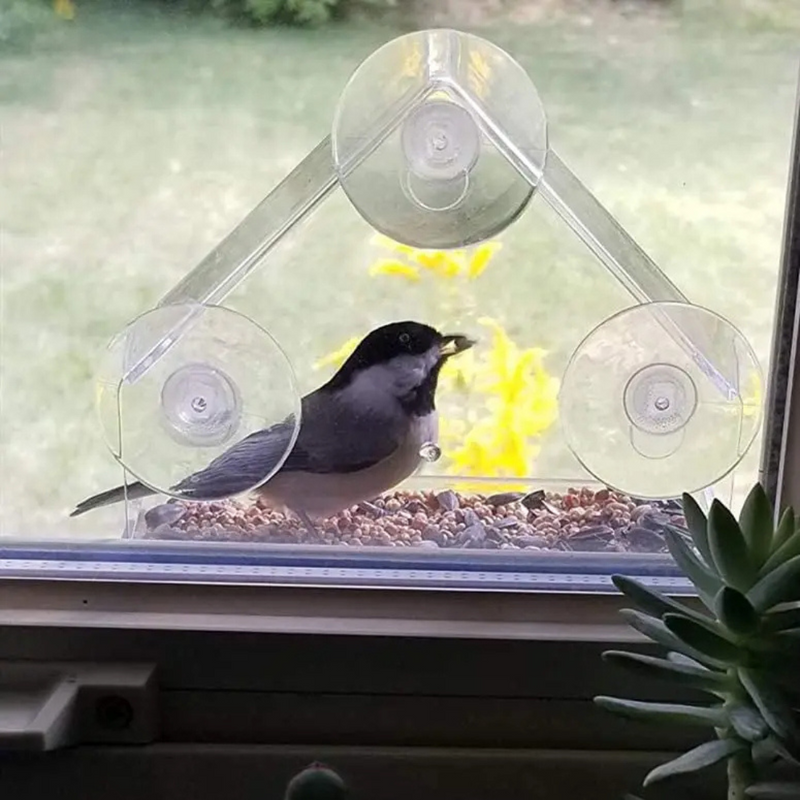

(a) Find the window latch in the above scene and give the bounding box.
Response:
[0,661,157,751]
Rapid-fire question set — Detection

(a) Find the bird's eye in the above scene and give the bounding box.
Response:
[399,333,410,345]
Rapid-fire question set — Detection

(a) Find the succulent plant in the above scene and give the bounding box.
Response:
[594,483,800,800]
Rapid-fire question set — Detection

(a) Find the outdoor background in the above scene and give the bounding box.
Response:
[1,0,799,539]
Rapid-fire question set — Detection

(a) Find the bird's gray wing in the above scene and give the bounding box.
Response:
[171,414,302,499]
[172,390,408,498]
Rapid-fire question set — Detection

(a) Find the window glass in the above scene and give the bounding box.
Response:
[1,0,797,583]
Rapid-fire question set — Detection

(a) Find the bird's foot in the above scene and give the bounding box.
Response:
[294,509,321,541]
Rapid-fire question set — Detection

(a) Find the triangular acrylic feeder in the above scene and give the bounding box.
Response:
[95,28,763,520]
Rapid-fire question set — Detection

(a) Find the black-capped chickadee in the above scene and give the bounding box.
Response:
[71,320,475,529]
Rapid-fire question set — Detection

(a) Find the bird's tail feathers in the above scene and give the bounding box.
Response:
[70,481,155,517]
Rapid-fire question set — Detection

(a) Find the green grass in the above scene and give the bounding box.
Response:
[1,0,798,538]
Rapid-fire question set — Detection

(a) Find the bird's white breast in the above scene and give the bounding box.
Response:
[257,412,438,519]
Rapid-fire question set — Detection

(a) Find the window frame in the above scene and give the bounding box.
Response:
[767,70,800,513]
[0,57,798,760]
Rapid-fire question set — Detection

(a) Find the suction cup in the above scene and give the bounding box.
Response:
[96,303,301,500]
[331,29,547,249]
[559,302,763,499]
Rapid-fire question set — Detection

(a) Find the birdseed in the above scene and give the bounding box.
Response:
[141,486,685,554]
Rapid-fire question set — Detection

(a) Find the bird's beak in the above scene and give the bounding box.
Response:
[439,334,476,358]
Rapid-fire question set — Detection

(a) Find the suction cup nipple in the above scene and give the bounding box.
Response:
[401,100,479,212]
[160,362,242,447]
[623,364,697,436]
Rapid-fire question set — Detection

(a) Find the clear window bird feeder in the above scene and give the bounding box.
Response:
[89,29,762,559]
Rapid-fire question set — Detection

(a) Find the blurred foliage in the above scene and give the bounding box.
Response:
[211,0,338,26]
[315,235,560,484]
[208,0,405,26]
[217,0,415,26]
[6,0,796,35]
[692,0,800,32]
[53,0,75,19]
[0,0,58,49]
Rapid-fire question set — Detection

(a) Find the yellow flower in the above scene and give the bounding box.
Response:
[439,348,479,392]
[442,317,559,480]
[467,50,492,98]
[429,88,454,102]
[742,370,762,419]
[313,336,359,371]
[370,233,419,258]
[467,242,502,280]
[54,0,75,19]
[398,40,423,80]
[414,250,461,279]
[368,259,421,282]
[368,235,502,283]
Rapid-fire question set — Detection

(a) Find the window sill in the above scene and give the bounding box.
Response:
[0,582,709,752]
[0,743,720,800]
[0,577,705,640]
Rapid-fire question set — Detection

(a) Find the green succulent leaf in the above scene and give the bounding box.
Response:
[752,735,783,768]
[771,508,796,555]
[642,738,746,786]
[740,484,775,568]
[728,703,770,742]
[760,733,800,766]
[768,734,800,766]
[749,556,800,611]
[746,782,800,798]
[773,631,800,661]
[716,586,761,636]
[666,606,734,639]
[612,575,712,624]
[594,696,726,727]
[739,668,800,743]
[667,651,710,670]
[761,531,800,576]
[762,606,800,633]
[619,609,728,670]
[663,613,742,663]
[751,733,800,770]
[760,660,800,700]
[602,650,733,693]
[682,492,715,567]
[664,527,722,607]
[708,500,758,591]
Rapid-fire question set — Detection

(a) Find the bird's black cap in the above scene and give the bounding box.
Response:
[325,321,473,391]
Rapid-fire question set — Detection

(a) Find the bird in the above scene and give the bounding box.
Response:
[70,320,475,531]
